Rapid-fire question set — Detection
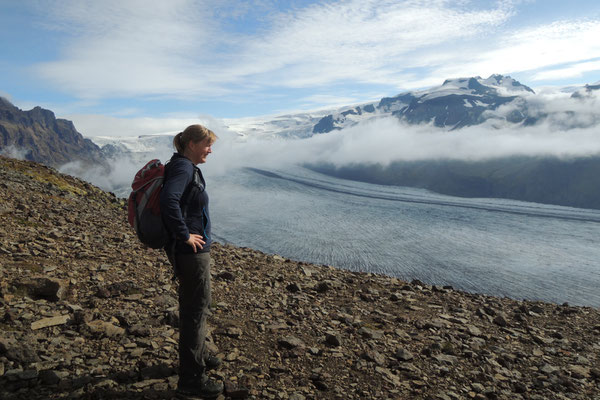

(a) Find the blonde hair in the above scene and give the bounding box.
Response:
[173,124,217,154]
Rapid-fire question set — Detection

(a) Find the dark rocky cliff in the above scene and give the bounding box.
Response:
[1,156,599,399]
[0,97,103,167]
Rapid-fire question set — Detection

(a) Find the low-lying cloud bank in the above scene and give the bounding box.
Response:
[59,157,149,197]
[0,145,30,161]
[214,118,600,172]
[210,92,600,173]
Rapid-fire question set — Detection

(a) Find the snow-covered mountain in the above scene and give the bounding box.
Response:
[90,133,175,171]
[87,74,598,156]
[223,112,329,139]
[97,75,590,146]
[571,81,600,99]
[313,74,538,133]
[312,103,377,134]
[93,133,174,155]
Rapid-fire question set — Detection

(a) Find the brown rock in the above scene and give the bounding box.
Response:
[395,348,414,361]
[325,332,342,347]
[493,313,509,327]
[568,365,590,379]
[278,336,305,349]
[224,381,250,398]
[361,350,386,365]
[467,325,482,337]
[31,314,70,330]
[86,320,125,337]
[224,327,243,338]
[358,327,383,339]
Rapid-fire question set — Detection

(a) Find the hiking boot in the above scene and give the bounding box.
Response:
[205,354,222,370]
[177,375,223,399]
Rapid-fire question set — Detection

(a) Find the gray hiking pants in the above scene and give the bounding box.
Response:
[172,251,211,379]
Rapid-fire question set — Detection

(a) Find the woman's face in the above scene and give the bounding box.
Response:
[188,138,213,164]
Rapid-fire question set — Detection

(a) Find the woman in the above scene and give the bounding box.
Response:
[160,124,223,398]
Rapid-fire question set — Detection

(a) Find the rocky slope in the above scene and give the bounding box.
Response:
[0,98,103,167]
[1,155,599,400]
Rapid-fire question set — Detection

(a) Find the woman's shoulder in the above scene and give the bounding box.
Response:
[164,155,195,186]
[167,154,194,173]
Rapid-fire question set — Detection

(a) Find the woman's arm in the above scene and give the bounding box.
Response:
[160,160,195,243]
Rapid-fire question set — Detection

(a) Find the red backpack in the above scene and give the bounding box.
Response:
[127,159,169,249]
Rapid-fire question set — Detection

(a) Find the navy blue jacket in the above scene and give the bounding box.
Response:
[160,153,212,254]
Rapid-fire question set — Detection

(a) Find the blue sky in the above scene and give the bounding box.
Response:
[1,0,600,135]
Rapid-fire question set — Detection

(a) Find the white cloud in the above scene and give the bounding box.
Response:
[25,0,600,111]
[0,91,13,102]
[429,20,600,82]
[59,158,138,195]
[219,117,600,171]
[33,0,225,98]
[297,94,365,109]
[0,145,30,160]
[532,60,600,81]
[31,0,516,99]
[230,0,514,88]
[66,113,227,138]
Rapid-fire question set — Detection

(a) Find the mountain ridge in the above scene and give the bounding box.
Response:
[0,97,104,167]
[312,74,541,134]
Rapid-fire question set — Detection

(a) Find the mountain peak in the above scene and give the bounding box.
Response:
[314,74,541,134]
[480,74,535,94]
[571,82,600,98]
[439,75,534,95]
[0,96,18,111]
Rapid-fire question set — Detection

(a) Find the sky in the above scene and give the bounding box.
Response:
[1,0,600,137]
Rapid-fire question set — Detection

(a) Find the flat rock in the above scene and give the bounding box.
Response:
[277,336,305,349]
[493,313,509,327]
[466,325,482,337]
[568,365,590,379]
[39,369,68,385]
[540,363,559,375]
[224,381,250,398]
[86,320,125,337]
[395,348,414,361]
[31,314,69,330]
[224,327,243,338]
[358,327,383,339]
[433,354,459,365]
[325,332,342,347]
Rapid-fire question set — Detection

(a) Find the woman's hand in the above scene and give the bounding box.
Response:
[185,234,206,253]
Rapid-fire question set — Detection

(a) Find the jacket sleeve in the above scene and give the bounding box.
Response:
[160,159,193,242]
